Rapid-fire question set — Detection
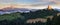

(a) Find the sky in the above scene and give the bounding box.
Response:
[0,0,60,9]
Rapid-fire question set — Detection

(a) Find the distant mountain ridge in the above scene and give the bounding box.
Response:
[0,8,39,15]
[0,6,60,15]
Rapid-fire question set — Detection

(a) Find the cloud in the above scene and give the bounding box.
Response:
[0,0,60,9]
[0,0,14,3]
[0,0,60,6]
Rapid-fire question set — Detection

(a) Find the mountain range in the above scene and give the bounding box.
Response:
[0,8,39,15]
[0,7,60,15]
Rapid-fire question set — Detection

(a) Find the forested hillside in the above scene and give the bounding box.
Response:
[0,9,59,25]
[0,12,24,21]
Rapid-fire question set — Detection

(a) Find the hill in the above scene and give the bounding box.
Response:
[0,8,59,25]
[21,9,59,19]
[0,8,59,21]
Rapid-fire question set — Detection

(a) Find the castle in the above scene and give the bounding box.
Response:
[47,5,52,10]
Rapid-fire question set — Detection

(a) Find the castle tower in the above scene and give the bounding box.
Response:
[47,5,52,10]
